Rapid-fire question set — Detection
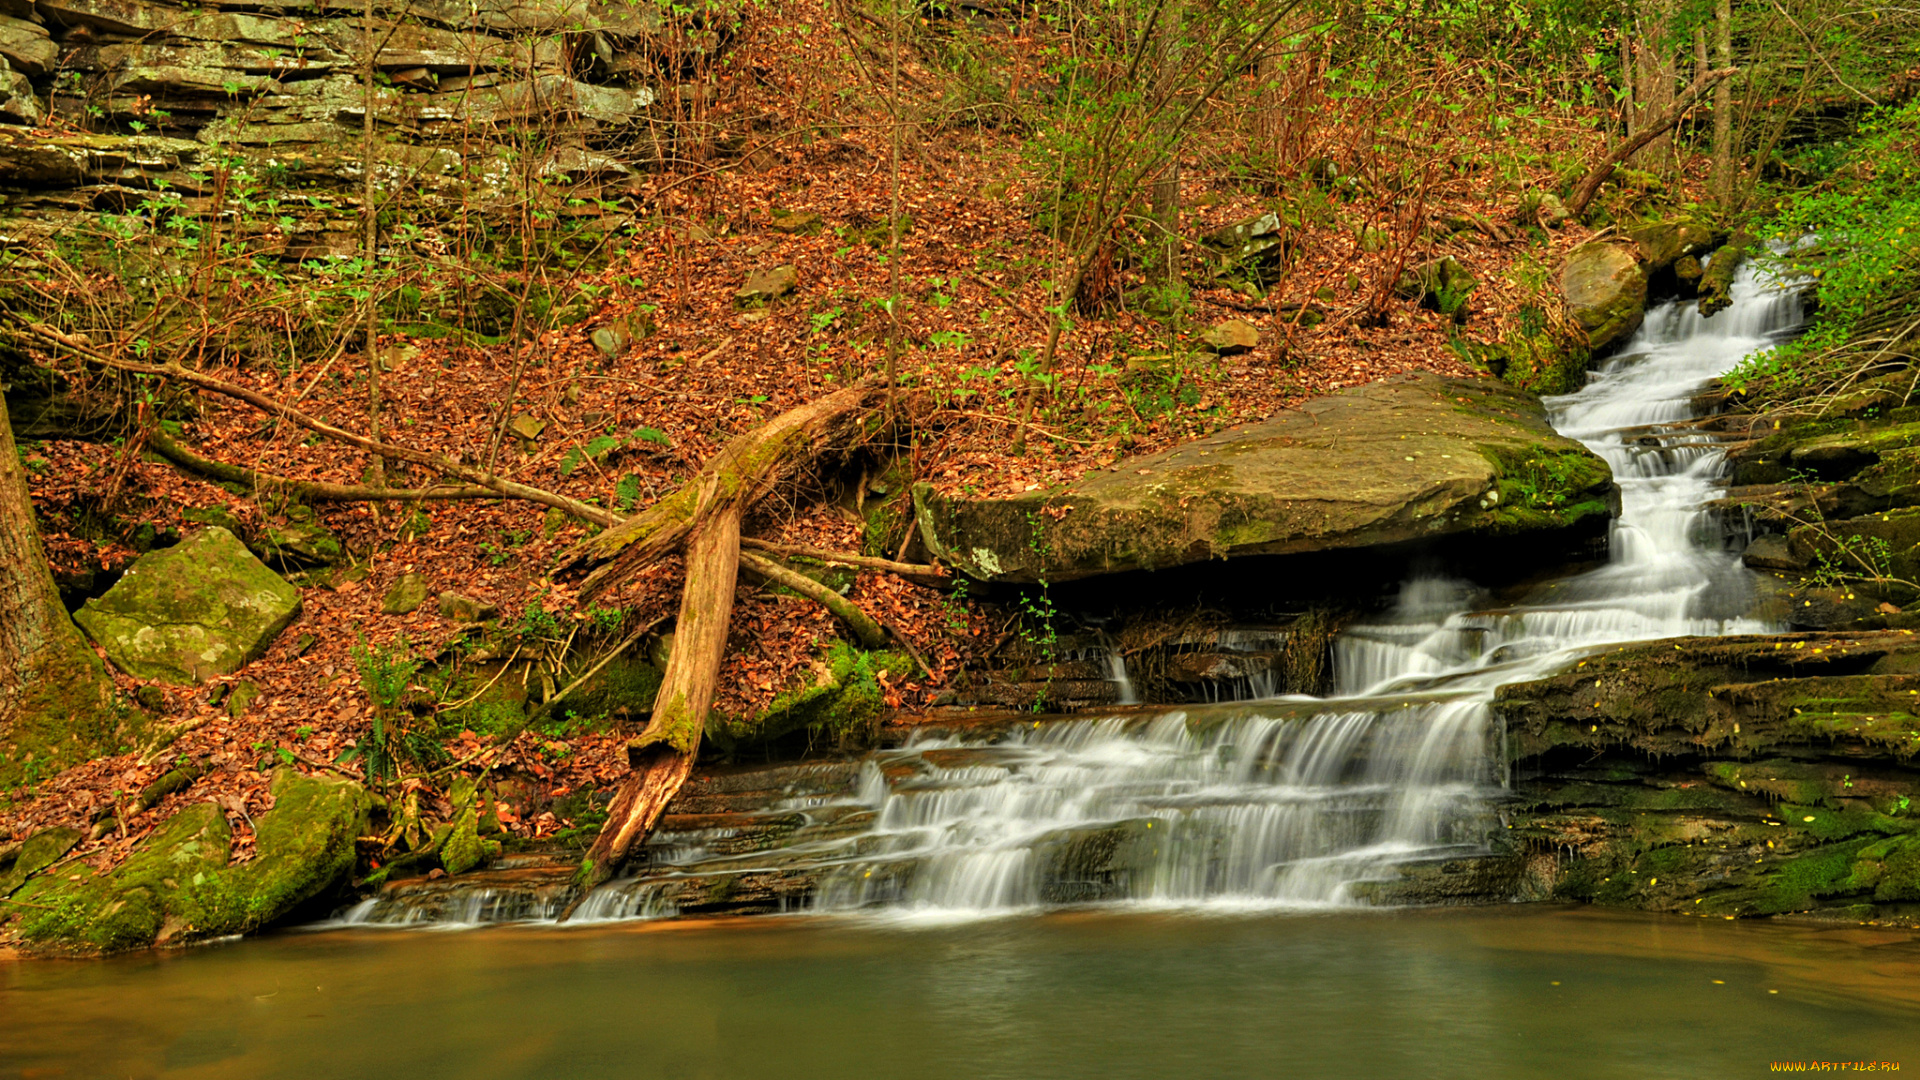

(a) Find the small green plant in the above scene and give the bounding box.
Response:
[1018,513,1061,711]
[344,634,433,782]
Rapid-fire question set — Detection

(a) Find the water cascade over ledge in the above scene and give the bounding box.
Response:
[337,262,1806,928]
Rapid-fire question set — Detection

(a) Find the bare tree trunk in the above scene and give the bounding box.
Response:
[0,395,119,780]
[572,502,741,894]
[1711,0,1734,203]
[1631,0,1678,173]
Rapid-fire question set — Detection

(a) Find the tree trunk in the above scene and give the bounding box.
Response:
[0,395,120,782]
[571,502,741,895]
[1630,0,1678,173]
[1711,0,1734,203]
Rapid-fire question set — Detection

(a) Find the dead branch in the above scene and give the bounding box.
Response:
[16,319,617,527]
[739,550,888,649]
[1569,67,1738,217]
[740,537,950,589]
[148,427,500,504]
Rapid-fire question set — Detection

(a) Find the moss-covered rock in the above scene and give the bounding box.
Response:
[74,526,302,685]
[1559,242,1647,354]
[916,372,1615,583]
[0,826,82,899]
[19,769,369,954]
[706,642,913,753]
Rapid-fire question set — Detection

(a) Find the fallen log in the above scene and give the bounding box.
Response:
[557,382,892,597]
[555,383,908,898]
[571,503,741,897]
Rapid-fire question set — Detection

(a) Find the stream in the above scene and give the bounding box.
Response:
[10,261,1917,1077]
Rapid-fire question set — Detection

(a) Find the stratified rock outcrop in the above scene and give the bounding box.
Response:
[915,371,1616,584]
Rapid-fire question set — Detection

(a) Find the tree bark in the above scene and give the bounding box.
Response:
[0,393,120,780]
[571,502,741,896]
[1711,0,1734,203]
[1569,67,1737,217]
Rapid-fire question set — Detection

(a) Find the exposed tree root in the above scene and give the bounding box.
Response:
[148,428,500,504]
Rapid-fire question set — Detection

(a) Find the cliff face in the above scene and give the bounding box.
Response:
[1473,632,1920,925]
[0,0,707,237]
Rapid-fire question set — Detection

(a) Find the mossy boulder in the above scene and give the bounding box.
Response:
[0,826,82,899]
[1629,221,1720,276]
[74,526,302,685]
[706,642,913,753]
[18,769,369,954]
[1559,242,1647,354]
[916,372,1616,583]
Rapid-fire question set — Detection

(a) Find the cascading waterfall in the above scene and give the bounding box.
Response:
[808,259,1805,916]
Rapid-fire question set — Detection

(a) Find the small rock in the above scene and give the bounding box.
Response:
[1201,320,1260,355]
[769,209,822,234]
[291,633,318,657]
[1742,533,1810,572]
[438,591,498,622]
[135,685,167,711]
[590,322,631,361]
[226,680,260,719]
[1535,192,1570,227]
[737,264,798,306]
[508,414,545,442]
[382,572,429,615]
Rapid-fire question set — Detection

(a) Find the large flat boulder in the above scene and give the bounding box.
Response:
[916,372,1615,584]
[75,526,301,684]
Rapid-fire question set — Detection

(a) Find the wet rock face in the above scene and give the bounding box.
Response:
[74,526,302,685]
[1559,242,1648,354]
[1489,632,1920,924]
[916,371,1616,584]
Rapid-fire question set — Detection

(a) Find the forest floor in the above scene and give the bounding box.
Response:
[0,6,1634,883]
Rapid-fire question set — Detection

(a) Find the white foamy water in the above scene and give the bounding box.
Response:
[807,260,1804,917]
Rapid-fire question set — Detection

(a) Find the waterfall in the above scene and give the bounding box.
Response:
[809,260,1805,916]
[1102,646,1139,705]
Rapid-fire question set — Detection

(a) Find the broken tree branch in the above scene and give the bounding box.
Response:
[1569,67,1737,217]
[739,550,888,649]
[17,319,618,527]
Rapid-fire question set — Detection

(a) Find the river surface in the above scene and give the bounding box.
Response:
[5,906,1918,1078]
